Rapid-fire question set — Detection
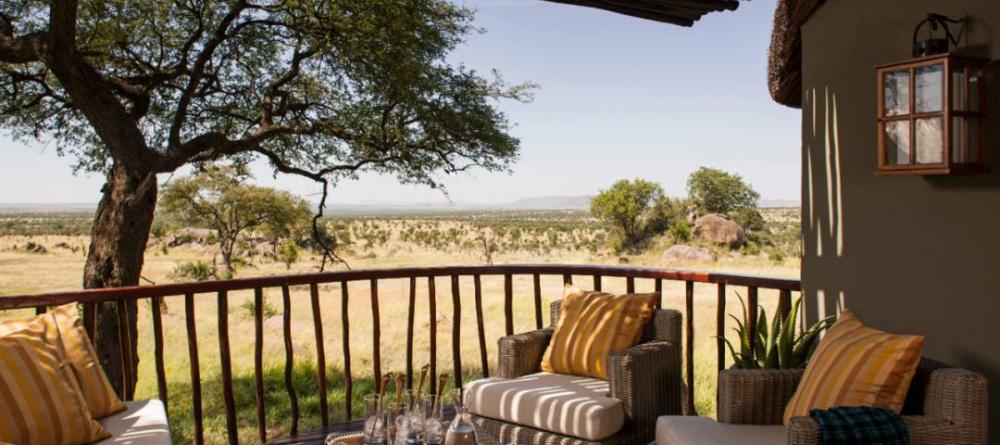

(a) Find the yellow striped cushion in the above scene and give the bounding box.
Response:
[0,305,126,418]
[540,285,658,379]
[0,318,110,445]
[783,311,924,424]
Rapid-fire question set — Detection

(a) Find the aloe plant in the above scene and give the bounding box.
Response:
[722,294,835,369]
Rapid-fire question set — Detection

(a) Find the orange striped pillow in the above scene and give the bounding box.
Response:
[0,318,110,445]
[0,305,126,418]
[783,311,924,424]
[540,285,658,379]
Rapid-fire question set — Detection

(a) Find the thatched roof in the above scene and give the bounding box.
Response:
[543,0,741,27]
[768,0,824,108]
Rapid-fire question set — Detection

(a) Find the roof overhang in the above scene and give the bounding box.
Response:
[768,0,824,108]
[542,0,741,27]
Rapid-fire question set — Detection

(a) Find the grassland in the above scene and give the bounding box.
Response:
[0,208,800,444]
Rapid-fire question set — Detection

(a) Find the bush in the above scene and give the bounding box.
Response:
[171,261,217,282]
[240,296,279,319]
[668,220,691,243]
[278,240,301,269]
[730,208,766,233]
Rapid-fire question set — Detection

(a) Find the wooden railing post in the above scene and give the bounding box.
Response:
[151,297,168,411]
[253,288,267,443]
[533,274,543,330]
[406,277,417,389]
[428,277,438,395]
[115,300,134,402]
[684,281,696,416]
[371,279,382,394]
[282,285,299,436]
[336,281,354,428]
[747,286,759,348]
[716,283,726,372]
[474,275,488,378]
[451,275,462,389]
[504,274,514,336]
[217,291,238,445]
[313,283,330,426]
[184,294,204,445]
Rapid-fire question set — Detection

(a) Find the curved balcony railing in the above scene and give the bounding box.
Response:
[0,264,800,444]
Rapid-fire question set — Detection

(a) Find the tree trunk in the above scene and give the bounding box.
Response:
[83,163,157,400]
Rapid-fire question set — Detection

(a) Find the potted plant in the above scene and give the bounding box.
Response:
[717,296,835,424]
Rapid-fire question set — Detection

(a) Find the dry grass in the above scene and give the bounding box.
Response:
[0,226,798,444]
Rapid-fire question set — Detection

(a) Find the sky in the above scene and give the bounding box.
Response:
[0,0,800,206]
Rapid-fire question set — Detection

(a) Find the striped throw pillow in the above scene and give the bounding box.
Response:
[0,305,126,418]
[783,311,924,424]
[540,285,658,379]
[0,318,110,445]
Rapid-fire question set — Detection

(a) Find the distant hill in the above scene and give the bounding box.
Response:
[500,196,592,210]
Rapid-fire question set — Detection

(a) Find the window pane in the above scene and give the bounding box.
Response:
[915,64,943,113]
[969,117,980,162]
[884,71,910,116]
[952,69,966,111]
[915,117,943,164]
[885,120,910,165]
[952,117,965,163]
[969,74,981,112]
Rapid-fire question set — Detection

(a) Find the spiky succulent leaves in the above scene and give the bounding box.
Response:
[721,337,754,369]
[763,308,782,369]
[777,298,800,368]
[728,315,754,368]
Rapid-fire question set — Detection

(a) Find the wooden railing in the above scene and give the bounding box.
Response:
[0,264,800,444]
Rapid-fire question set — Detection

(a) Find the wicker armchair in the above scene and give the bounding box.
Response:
[711,359,989,445]
[470,300,683,445]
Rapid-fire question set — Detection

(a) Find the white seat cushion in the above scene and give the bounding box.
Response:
[656,416,785,445]
[96,399,171,445]
[466,372,624,441]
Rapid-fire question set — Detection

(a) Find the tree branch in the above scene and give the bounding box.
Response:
[0,15,44,63]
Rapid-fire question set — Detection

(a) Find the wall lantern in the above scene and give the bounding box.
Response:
[875,14,987,175]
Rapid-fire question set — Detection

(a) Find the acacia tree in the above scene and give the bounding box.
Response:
[0,0,530,396]
[590,179,670,253]
[686,167,760,215]
[159,166,312,278]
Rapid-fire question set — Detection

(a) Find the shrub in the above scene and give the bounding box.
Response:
[171,261,217,282]
[668,220,692,243]
[240,296,279,319]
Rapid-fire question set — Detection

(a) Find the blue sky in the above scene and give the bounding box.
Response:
[0,0,800,205]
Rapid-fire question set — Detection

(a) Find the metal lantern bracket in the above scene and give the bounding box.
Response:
[912,13,966,58]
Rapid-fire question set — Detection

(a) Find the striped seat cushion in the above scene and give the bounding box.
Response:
[540,285,658,379]
[0,318,110,445]
[0,304,126,418]
[783,311,925,424]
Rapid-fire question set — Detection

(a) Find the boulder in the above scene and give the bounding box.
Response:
[692,214,745,248]
[661,244,717,263]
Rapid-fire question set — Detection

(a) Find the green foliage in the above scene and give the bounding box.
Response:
[0,0,532,183]
[590,179,673,253]
[730,207,766,233]
[170,261,217,282]
[240,296,278,320]
[668,220,692,243]
[278,240,301,270]
[723,295,835,369]
[687,167,760,215]
[159,166,312,276]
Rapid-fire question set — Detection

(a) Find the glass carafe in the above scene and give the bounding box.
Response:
[444,388,478,445]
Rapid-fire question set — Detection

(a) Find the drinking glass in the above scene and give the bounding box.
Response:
[363,394,386,445]
[423,394,444,445]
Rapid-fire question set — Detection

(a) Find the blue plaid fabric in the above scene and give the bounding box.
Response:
[809,406,909,445]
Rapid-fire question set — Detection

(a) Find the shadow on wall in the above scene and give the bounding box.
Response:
[803,86,847,323]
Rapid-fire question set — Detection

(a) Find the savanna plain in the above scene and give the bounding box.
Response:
[0,208,799,444]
